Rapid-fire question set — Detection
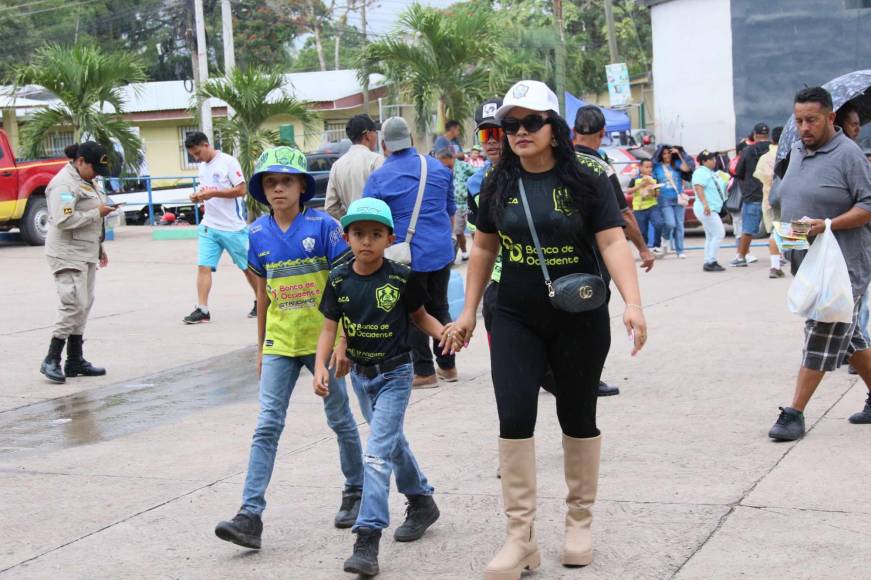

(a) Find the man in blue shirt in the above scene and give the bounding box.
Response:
[363,117,458,387]
[433,120,463,158]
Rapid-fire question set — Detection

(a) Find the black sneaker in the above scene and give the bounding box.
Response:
[393,494,439,542]
[248,301,257,318]
[335,489,362,529]
[183,307,211,325]
[597,380,620,397]
[848,395,871,424]
[768,407,806,441]
[703,262,726,272]
[344,527,381,576]
[215,510,262,549]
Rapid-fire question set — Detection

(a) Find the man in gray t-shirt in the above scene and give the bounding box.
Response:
[769,87,871,442]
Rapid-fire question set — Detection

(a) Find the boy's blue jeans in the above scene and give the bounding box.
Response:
[241,354,363,516]
[351,361,433,531]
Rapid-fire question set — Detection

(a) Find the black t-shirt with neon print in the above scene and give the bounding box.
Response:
[476,167,624,310]
[319,258,428,364]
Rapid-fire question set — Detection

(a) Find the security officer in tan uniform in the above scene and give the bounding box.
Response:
[40,141,116,383]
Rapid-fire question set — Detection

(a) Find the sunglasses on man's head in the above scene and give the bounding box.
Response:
[501,115,552,135]
[477,127,504,143]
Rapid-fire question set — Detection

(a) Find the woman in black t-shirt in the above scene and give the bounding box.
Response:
[451,81,647,579]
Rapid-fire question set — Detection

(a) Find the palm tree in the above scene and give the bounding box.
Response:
[198,67,319,218]
[9,44,146,169]
[359,3,500,137]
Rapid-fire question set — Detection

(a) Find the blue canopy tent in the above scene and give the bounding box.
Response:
[564,92,631,133]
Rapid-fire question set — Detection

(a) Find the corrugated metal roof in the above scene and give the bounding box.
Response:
[115,70,386,113]
[1,69,386,115]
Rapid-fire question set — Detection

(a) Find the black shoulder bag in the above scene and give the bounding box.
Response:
[517,179,606,313]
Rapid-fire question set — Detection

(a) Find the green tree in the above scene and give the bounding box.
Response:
[9,43,146,168]
[197,67,319,217]
[359,3,501,136]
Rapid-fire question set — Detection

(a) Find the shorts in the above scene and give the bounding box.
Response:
[741,201,763,237]
[198,224,249,271]
[453,211,468,236]
[802,298,870,372]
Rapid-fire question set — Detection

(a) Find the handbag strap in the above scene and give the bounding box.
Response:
[517,179,555,297]
[709,170,727,203]
[517,179,604,299]
[405,155,428,244]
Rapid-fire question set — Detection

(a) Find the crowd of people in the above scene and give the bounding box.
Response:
[38,77,871,578]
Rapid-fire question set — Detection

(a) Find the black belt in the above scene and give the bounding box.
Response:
[352,352,412,379]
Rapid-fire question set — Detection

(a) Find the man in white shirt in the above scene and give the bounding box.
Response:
[324,115,384,220]
[182,132,257,324]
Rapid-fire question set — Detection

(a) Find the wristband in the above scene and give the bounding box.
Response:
[626,303,643,310]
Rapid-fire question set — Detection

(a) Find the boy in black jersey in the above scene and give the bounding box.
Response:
[315,198,458,577]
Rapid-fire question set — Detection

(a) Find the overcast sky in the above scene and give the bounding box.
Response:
[345,0,458,35]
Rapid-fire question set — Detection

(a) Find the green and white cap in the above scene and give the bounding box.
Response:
[249,146,316,206]
[340,198,394,232]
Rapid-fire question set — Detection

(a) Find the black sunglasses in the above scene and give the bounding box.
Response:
[501,115,552,135]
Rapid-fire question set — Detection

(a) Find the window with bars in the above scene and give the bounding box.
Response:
[179,126,224,170]
[44,131,74,159]
[324,120,348,143]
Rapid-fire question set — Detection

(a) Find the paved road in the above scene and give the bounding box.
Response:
[1,227,869,579]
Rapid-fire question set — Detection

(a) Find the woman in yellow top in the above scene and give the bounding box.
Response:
[625,159,663,252]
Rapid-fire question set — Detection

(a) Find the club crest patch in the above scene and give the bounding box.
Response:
[376,283,400,312]
[482,103,498,118]
[302,237,316,253]
[512,84,530,98]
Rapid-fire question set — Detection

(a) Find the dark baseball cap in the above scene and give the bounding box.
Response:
[574,105,606,135]
[753,122,770,135]
[346,114,380,142]
[475,98,503,129]
[77,141,111,176]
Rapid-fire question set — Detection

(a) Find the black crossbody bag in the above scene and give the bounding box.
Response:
[517,179,607,313]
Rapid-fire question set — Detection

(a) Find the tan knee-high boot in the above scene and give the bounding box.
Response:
[484,437,541,580]
[561,433,601,566]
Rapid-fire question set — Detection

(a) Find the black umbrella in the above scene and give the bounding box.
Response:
[777,69,871,161]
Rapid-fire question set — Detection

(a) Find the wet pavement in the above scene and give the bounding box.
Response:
[0,348,257,457]
[3,227,871,579]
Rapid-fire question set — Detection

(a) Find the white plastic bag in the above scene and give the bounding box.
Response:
[787,219,854,323]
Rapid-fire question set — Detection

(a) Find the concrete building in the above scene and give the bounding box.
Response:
[646,0,871,154]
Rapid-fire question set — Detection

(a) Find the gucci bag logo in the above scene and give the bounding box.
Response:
[579,286,594,300]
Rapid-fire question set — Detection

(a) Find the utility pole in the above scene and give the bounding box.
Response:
[604,0,619,64]
[221,0,236,122]
[553,0,566,115]
[361,0,369,113]
[194,0,212,141]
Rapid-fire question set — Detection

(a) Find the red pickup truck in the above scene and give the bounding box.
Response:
[0,129,66,245]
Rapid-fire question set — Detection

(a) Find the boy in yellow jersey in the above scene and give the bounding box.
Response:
[214,147,364,549]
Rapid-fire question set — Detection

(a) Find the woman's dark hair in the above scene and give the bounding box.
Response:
[482,112,598,228]
[771,126,784,143]
[64,143,79,160]
[697,150,716,164]
[795,86,833,111]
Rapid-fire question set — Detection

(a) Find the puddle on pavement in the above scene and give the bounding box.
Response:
[0,347,259,457]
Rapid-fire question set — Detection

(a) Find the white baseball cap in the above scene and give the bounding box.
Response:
[494,80,561,122]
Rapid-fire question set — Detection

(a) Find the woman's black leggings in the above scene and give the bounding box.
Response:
[489,304,611,439]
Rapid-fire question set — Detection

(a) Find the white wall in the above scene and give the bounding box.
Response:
[650,0,736,154]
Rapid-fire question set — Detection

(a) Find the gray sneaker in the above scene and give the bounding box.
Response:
[769,407,805,441]
[848,395,871,424]
[730,257,748,267]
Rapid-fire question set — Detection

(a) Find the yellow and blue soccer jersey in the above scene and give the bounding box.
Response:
[247,208,350,357]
